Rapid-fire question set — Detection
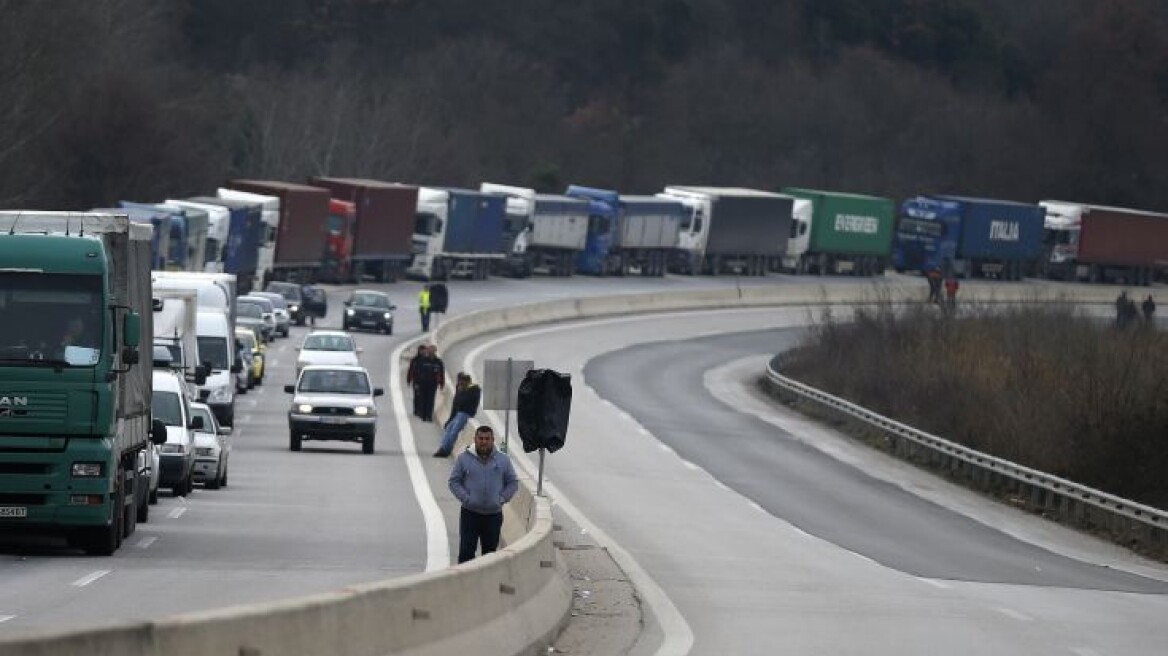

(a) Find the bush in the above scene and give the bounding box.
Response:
[781,301,1168,509]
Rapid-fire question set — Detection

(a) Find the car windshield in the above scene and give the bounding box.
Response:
[196,336,229,370]
[242,297,273,312]
[236,332,256,350]
[352,293,390,308]
[299,369,370,394]
[152,390,183,426]
[265,283,302,303]
[257,294,288,310]
[190,406,214,432]
[237,302,263,319]
[302,334,355,352]
[0,272,103,367]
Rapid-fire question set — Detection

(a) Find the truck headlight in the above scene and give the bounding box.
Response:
[160,444,185,454]
[354,406,371,416]
[297,404,313,413]
[208,385,232,403]
[71,462,104,477]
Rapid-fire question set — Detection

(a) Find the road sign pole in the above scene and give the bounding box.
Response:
[537,448,546,496]
[503,357,513,453]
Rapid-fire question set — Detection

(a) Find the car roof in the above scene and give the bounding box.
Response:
[304,330,349,338]
[189,401,214,415]
[238,295,273,306]
[151,369,185,392]
[300,364,369,374]
[352,289,389,297]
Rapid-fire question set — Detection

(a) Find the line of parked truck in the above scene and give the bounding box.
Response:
[101,178,1168,287]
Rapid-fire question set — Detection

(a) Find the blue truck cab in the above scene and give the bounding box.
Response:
[564,185,619,276]
[893,195,1044,280]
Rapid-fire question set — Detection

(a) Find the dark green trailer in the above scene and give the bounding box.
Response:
[780,188,896,276]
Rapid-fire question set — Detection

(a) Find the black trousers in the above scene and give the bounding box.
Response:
[416,383,438,421]
[458,507,503,564]
[411,384,421,417]
[420,309,431,331]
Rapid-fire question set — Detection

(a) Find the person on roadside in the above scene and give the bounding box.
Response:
[406,344,427,418]
[926,267,942,304]
[944,276,959,312]
[419,284,432,332]
[448,425,518,564]
[434,372,481,458]
[414,345,445,422]
[1142,294,1156,324]
[1116,290,1130,329]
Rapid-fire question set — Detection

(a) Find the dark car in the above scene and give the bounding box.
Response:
[301,285,328,323]
[341,290,395,334]
[264,281,306,325]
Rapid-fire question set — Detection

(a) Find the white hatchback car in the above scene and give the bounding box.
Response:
[189,402,230,489]
[295,331,361,374]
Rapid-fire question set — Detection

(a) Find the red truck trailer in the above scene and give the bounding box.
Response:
[1041,201,1168,284]
[308,177,418,282]
[225,180,342,283]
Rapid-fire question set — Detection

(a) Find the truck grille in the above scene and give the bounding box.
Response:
[0,463,51,475]
[0,392,68,421]
[0,493,47,505]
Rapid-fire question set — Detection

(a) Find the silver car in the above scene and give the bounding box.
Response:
[248,291,292,337]
[285,365,383,454]
[190,402,231,489]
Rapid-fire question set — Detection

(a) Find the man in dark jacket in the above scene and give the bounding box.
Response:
[406,344,427,418]
[448,425,517,563]
[434,372,481,457]
[414,345,445,422]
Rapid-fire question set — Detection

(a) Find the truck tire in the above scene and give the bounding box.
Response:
[137,492,150,523]
[290,431,302,452]
[77,468,124,556]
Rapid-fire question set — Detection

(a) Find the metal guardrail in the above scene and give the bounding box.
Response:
[764,359,1168,554]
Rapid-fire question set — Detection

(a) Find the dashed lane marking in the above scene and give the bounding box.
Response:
[72,570,110,587]
[167,507,186,519]
[994,607,1033,622]
[136,536,157,549]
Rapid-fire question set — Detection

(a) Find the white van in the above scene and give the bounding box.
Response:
[196,311,239,427]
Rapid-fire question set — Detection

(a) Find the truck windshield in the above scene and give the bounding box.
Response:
[415,213,440,236]
[196,336,229,370]
[897,217,944,238]
[0,273,103,367]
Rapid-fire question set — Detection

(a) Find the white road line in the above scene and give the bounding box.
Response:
[658,443,674,454]
[995,607,1033,622]
[390,335,450,572]
[465,324,695,656]
[167,507,186,519]
[637,427,651,435]
[72,570,110,587]
[1070,648,1102,656]
[916,578,951,590]
[681,460,700,471]
[748,501,766,513]
[0,615,15,624]
[136,536,157,549]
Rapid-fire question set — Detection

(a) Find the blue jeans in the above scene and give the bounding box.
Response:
[439,412,469,454]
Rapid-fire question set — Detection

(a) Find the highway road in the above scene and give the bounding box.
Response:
[2,273,1165,656]
[451,307,1168,656]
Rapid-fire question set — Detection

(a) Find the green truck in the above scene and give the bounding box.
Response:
[779,188,896,276]
[0,212,164,555]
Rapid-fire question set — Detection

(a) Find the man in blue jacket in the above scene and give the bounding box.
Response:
[448,425,518,564]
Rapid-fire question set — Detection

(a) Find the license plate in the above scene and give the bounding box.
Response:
[361,320,377,327]
[0,507,28,518]
[321,417,347,425]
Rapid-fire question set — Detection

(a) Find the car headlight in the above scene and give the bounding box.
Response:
[354,406,371,416]
[195,447,216,457]
[297,404,313,413]
[346,308,355,316]
[208,385,232,403]
[160,444,185,454]
[71,462,104,477]
[290,304,300,312]
[383,312,392,320]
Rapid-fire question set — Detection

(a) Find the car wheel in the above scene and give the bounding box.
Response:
[290,431,302,452]
[221,467,228,487]
[172,485,184,497]
[206,474,220,490]
[362,434,375,455]
[137,493,149,523]
[385,322,393,335]
[149,487,158,505]
[247,373,256,390]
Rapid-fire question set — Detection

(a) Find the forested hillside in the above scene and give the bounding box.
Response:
[2,0,1166,211]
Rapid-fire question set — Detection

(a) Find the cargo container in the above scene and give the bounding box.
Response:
[0,212,162,555]
[95,206,170,270]
[308,177,417,283]
[223,181,339,285]
[657,187,791,275]
[184,196,265,294]
[216,188,279,286]
[163,199,231,273]
[892,195,1045,280]
[563,187,683,277]
[408,188,506,281]
[480,183,588,277]
[1040,201,1168,284]
[141,203,209,272]
[779,188,896,276]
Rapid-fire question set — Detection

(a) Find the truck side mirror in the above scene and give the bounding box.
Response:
[151,419,168,445]
[284,384,295,394]
[190,416,205,430]
[123,312,141,347]
[122,347,140,365]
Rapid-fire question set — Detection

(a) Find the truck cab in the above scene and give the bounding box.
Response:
[892,196,961,275]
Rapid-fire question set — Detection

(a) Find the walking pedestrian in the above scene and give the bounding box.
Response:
[414,345,445,422]
[434,373,481,457]
[1142,295,1156,324]
[406,344,427,418]
[944,276,959,312]
[419,285,432,332]
[926,267,942,304]
[448,425,518,564]
[1116,290,1130,329]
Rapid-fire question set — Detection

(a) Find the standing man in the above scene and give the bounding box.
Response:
[448,425,518,564]
[926,267,942,304]
[415,345,445,422]
[434,372,481,457]
[406,344,427,419]
[419,284,432,332]
[1142,295,1156,324]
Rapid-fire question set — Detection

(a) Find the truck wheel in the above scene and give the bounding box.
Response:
[78,472,123,555]
[137,493,150,523]
[149,487,158,505]
[290,431,302,452]
[362,435,375,455]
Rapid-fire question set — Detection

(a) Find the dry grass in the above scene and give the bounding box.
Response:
[780,300,1168,510]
